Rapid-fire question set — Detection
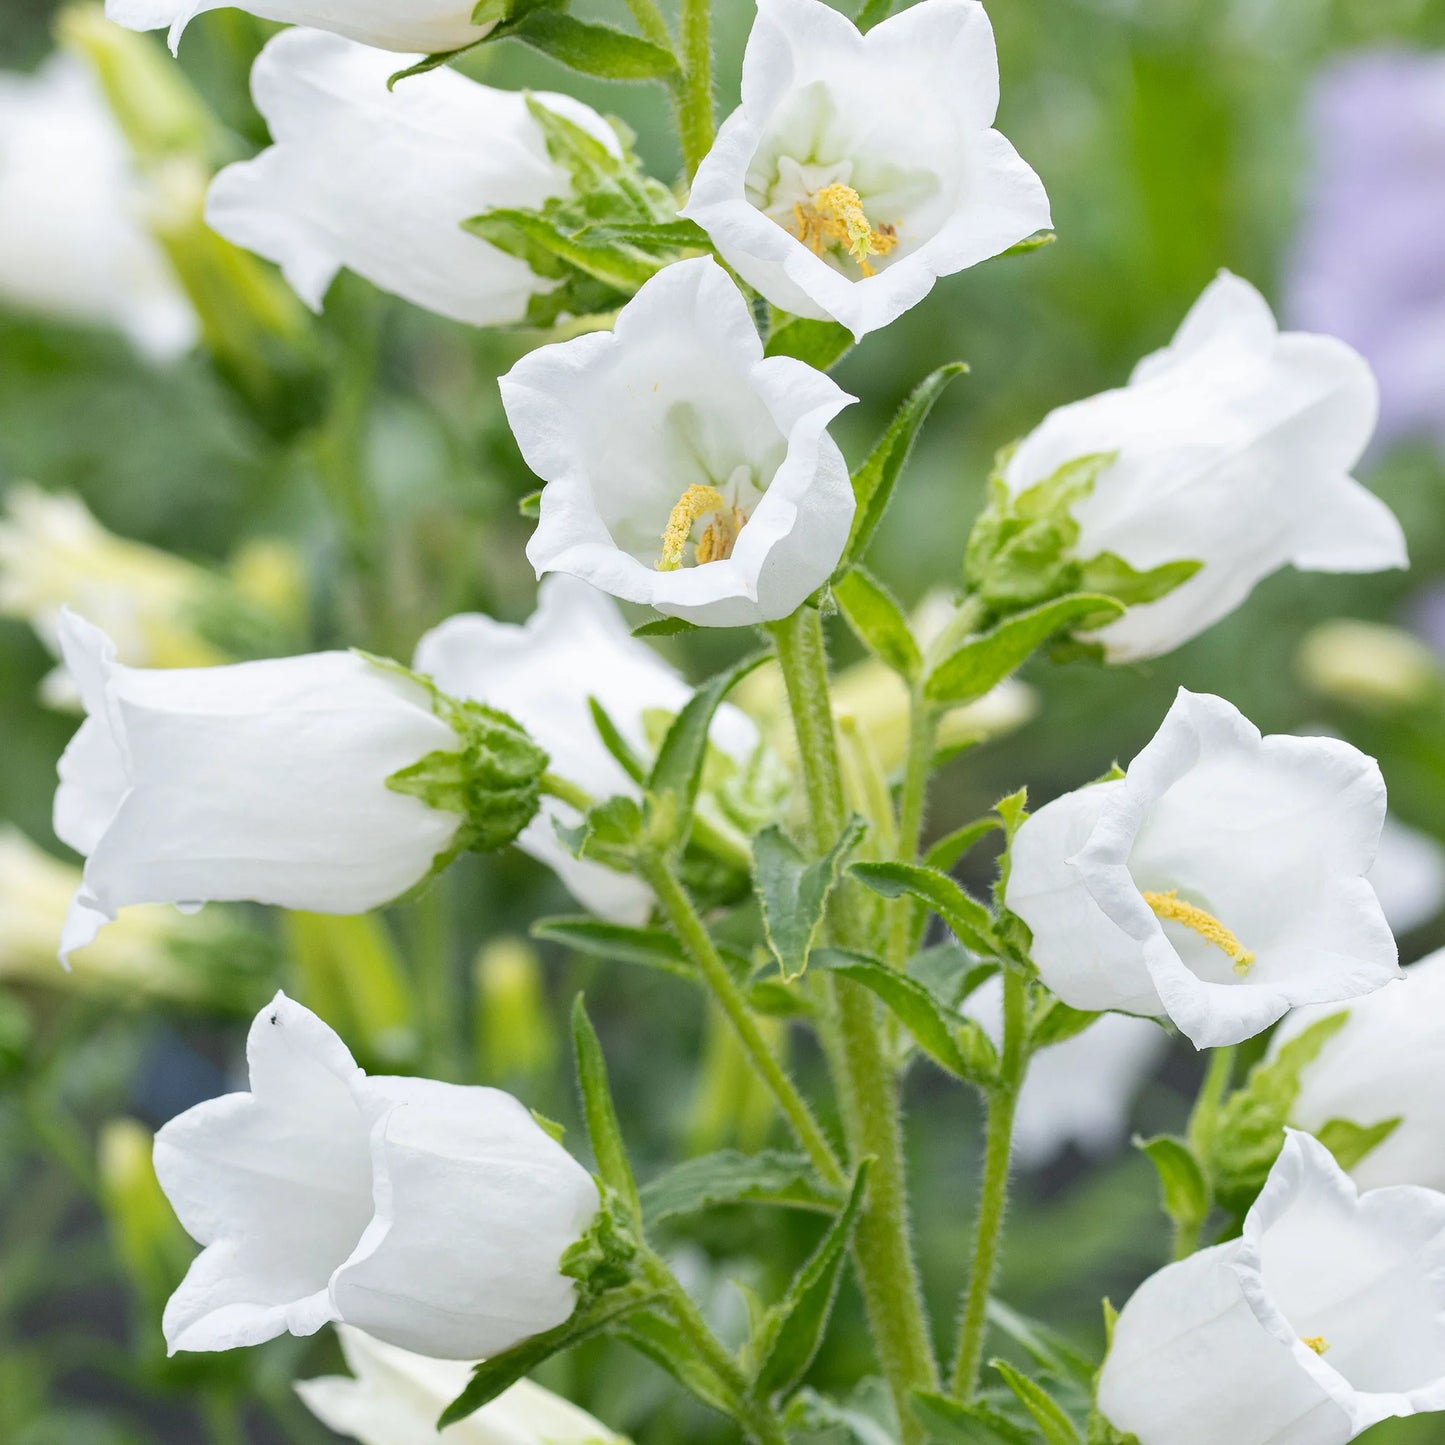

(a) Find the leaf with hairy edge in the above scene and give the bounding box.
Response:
[991,1361,1083,1445]
[588,697,648,785]
[578,218,713,251]
[572,995,641,1218]
[755,816,868,981]
[466,209,659,291]
[834,568,922,681]
[751,1162,871,1399]
[845,364,968,566]
[925,594,1125,707]
[851,860,1001,957]
[508,11,679,79]
[616,1311,739,1415]
[765,317,854,371]
[925,817,1003,874]
[987,1299,1097,1390]
[531,917,692,980]
[640,1150,841,1227]
[911,1391,1033,1444]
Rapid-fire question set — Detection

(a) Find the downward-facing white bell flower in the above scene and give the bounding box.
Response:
[1275,949,1445,1193]
[682,0,1049,340]
[504,257,856,627]
[52,611,536,963]
[0,54,194,359]
[1097,1130,1445,1445]
[416,576,756,924]
[1005,689,1397,1049]
[298,1325,625,1444]
[999,272,1405,661]
[106,0,495,55]
[156,994,599,1357]
[207,29,620,327]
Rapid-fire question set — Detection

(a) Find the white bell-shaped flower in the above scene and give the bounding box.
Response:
[416,575,756,924]
[1002,271,1405,661]
[298,1324,625,1444]
[53,611,466,962]
[207,29,619,327]
[157,994,599,1358]
[504,256,856,627]
[0,54,194,360]
[1004,689,1398,1049]
[1275,949,1445,1193]
[682,0,1049,340]
[1098,1130,1445,1445]
[106,0,495,56]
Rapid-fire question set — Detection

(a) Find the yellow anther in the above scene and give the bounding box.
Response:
[1302,1336,1330,1356]
[1142,890,1256,976]
[658,485,746,571]
[791,183,898,277]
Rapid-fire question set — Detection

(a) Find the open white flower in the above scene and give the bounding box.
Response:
[1000,272,1405,661]
[965,975,1167,1168]
[207,29,619,327]
[106,0,495,56]
[1098,1130,1445,1445]
[505,257,856,627]
[0,54,194,359]
[1275,949,1445,1194]
[298,1324,625,1444]
[416,575,756,923]
[1004,689,1397,1049]
[53,611,468,963]
[682,0,1049,340]
[157,993,599,1357]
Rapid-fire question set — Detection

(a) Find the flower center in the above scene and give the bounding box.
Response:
[1142,890,1256,976]
[657,484,748,571]
[1302,1336,1331,1356]
[790,183,898,277]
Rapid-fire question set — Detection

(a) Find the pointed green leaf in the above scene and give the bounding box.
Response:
[508,10,679,78]
[572,995,640,1219]
[640,1150,842,1227]
[911,1391,1033,1444]
[755,816,868,981]
[577,218,712,251]
[1135,1134,1210,1237]
[855,0,896,30]
[1077,551,1203,608]
[834,568,923,681]
[1315,1115,1403,1172]
[532,917,692,980]
[632,616,699,637]
[388,47,472,87]
[788,1386,899,1445]
[465,208,658,290]
[588,697,648,785]
[986,1300,1098,1390]
[850,860,1001,957]
[925,817,1004,874]
[765,316,855,371]
[845,363,967,566]
[991,1361,1083,1445]
[1030,999,1104,1050]
[1001,230,1057,257]
[616,1310,738,1415]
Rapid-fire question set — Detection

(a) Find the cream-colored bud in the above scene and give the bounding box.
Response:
[1298,619,1441,711]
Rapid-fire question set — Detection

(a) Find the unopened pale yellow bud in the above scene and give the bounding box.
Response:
[1298,620,1441,712]
[475,938,556,1083]
[229,539,308,630]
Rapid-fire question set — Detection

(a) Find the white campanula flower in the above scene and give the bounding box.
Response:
[416,575,756,924]
[207,29,620,327]
[0,54,194,360]
[504,257,856,628]
[1275,949,1445,1194]
[298,1325,626,1444]
[1002,272,1406,661]
[157,994,598,1357]
[52,611,485,963]
[1098,1130,1445,1445]
[106,0,496,56]
[682,0,1049,340]
[1004,690,1398,1049]
[965,975,1167,1168]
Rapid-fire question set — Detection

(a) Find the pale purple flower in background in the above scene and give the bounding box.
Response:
[1288,50,1445,451]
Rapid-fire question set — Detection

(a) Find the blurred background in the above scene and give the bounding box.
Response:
[2,0,1444,1439]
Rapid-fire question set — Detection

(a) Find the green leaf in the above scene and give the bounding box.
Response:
[855,0,896,30]
[518,488,542,519]
[1029,999,1103,1050]
[752,1162,871,1398]
[845,363,968,566]
[640,1150,841,1227]
[1135,1135,1210,1238]
[572,995,641,1218]
[925,817,1004,874]
[764,316,855,371]
[754,816,868,982]
[925,594,1125,707]
[632,616,699,637]
[834,568,923,681]
[986,1299,1098,1390]
[531,917,692,980]
[648,652,768,850]
[508,10,679,79]
[554,794,646,871]
[788,1386,899,1445]
[1315,1115,1402,1172]
[850,860,1001,957]
[991,1361,1083,1445]
[911,1391,1033,1444]
[1076,551,1203,609]
[577,218,712,251]
[387,47,472,88]
[1001,230,1058,257]
[466,208,659,291]
[588,698,648,786]
[616,1310,738,1415]
[809,948,983,1083]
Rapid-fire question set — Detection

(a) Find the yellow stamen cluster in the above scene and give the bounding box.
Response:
[657,484,747,571]
[1142,890,1256,977]
[1302,1336,1331,1356]
[791,183,898,277]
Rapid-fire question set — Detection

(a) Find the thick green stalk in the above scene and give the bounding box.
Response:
[886,691,939,970]
[769,606,939,1445]
[641,853,845,1189]
[676,0,715,178]
[950,967,1028,1398]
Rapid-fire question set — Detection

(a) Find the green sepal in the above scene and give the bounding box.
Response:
[559,1186,639,1299]
[571,995,641,1220]
[1076,552,1204,609]
[554,794,647,872]
[1029,998,1103,1050]
[834,567,923,681]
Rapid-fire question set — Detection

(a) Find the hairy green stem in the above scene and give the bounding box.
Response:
[886,692,939,970]
[675,0,715,178]
[642,853,845,1189]
[769,606,939,1445]
[622,0,673,48]
[951,968,1028,1398]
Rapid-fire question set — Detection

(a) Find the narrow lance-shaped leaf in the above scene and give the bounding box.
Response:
[851,860,1002,957]
[986,1299,1098,1390]
[466,209,659,291]
[911,1391,1034,1444]
[616,1310,739,1416]
[572,995,641,1219]
[508,10,680,80]
[532,917,693,980]
[833,568,923,681]
[1135,1135,1210,1239]
[991,1360,1083,1445]
[641,1150,842,1227]
[925,816,1004,874]
[755,816,868,981]
[588,697,648,785]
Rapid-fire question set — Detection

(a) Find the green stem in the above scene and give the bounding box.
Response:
[642,852,845,1189]
[622,0,672,47]
[769,606,939,1445]
[886,691,939,971]
[541,771,593,814]
[950,968,1028,1398]
[675,0,715,179]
